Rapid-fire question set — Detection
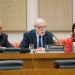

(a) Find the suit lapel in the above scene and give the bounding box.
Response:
[1,33,5,45]
[32,30,37,48]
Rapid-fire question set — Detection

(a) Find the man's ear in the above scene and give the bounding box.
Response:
[34,25,36,29]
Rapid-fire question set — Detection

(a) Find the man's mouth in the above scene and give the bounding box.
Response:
[41,32,44,34]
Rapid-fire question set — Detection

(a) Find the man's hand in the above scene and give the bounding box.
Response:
[35,47,45,53]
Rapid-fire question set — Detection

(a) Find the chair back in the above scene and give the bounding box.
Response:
[54,59,75,68]
[54,38,67,46]
[0,60,23,70]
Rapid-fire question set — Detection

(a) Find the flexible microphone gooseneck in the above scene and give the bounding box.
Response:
[53,34,62,45]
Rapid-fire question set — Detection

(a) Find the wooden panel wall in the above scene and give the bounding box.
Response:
[0,0,26,31]
[38,0,73,31]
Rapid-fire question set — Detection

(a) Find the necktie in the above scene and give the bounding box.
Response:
[39,36,42,47]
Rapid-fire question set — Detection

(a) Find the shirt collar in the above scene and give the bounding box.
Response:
[35,31,43,38]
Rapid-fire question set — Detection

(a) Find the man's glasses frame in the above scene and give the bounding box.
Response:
[36,25,46,30]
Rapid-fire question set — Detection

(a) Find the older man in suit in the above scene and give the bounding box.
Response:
[20,18,54,53]
[0,22,13,48]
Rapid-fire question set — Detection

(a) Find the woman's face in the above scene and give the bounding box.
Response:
[74,28,75,34]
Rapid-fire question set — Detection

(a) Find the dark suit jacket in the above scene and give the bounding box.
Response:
[20,30,54,53]
[0,33,13,47]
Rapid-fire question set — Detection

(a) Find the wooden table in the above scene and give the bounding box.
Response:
[0,53,75,69]
[0,69,75,75]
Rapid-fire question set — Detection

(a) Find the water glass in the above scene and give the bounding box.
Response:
[29,44,34,53]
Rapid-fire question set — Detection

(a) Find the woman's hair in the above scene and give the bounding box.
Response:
[72,23,75,36]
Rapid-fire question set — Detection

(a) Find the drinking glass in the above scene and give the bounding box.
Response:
[29,44,34,53]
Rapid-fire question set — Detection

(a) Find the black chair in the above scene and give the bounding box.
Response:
[54,59,75,68]
[0,60,23,70]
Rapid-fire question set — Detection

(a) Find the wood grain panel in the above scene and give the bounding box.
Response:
[39,0,73,31]
[0,69,75,75]
[0,0,26,31]
[0,53,75,69]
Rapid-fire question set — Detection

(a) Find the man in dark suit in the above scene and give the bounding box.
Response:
[0,22,13,48]
[20,18,54,53]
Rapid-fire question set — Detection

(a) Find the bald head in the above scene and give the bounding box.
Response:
[34,18,46,36]
[35,18,46,25]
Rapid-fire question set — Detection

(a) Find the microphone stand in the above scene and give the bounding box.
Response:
[53,34,62,45]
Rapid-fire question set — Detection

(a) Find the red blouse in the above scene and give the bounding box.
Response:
[64,36,74,53]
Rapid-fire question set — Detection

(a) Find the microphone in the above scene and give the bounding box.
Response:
[53,34,62,45]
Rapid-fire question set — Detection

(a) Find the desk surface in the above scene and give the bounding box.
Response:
[0,69,75,75]
[0,53,75,75]
[0,53,75,69]
[0,53,75,59]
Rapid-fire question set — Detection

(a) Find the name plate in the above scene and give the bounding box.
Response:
[45,45,64,53]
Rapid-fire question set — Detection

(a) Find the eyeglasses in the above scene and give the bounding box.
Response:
[36,25,46,30]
